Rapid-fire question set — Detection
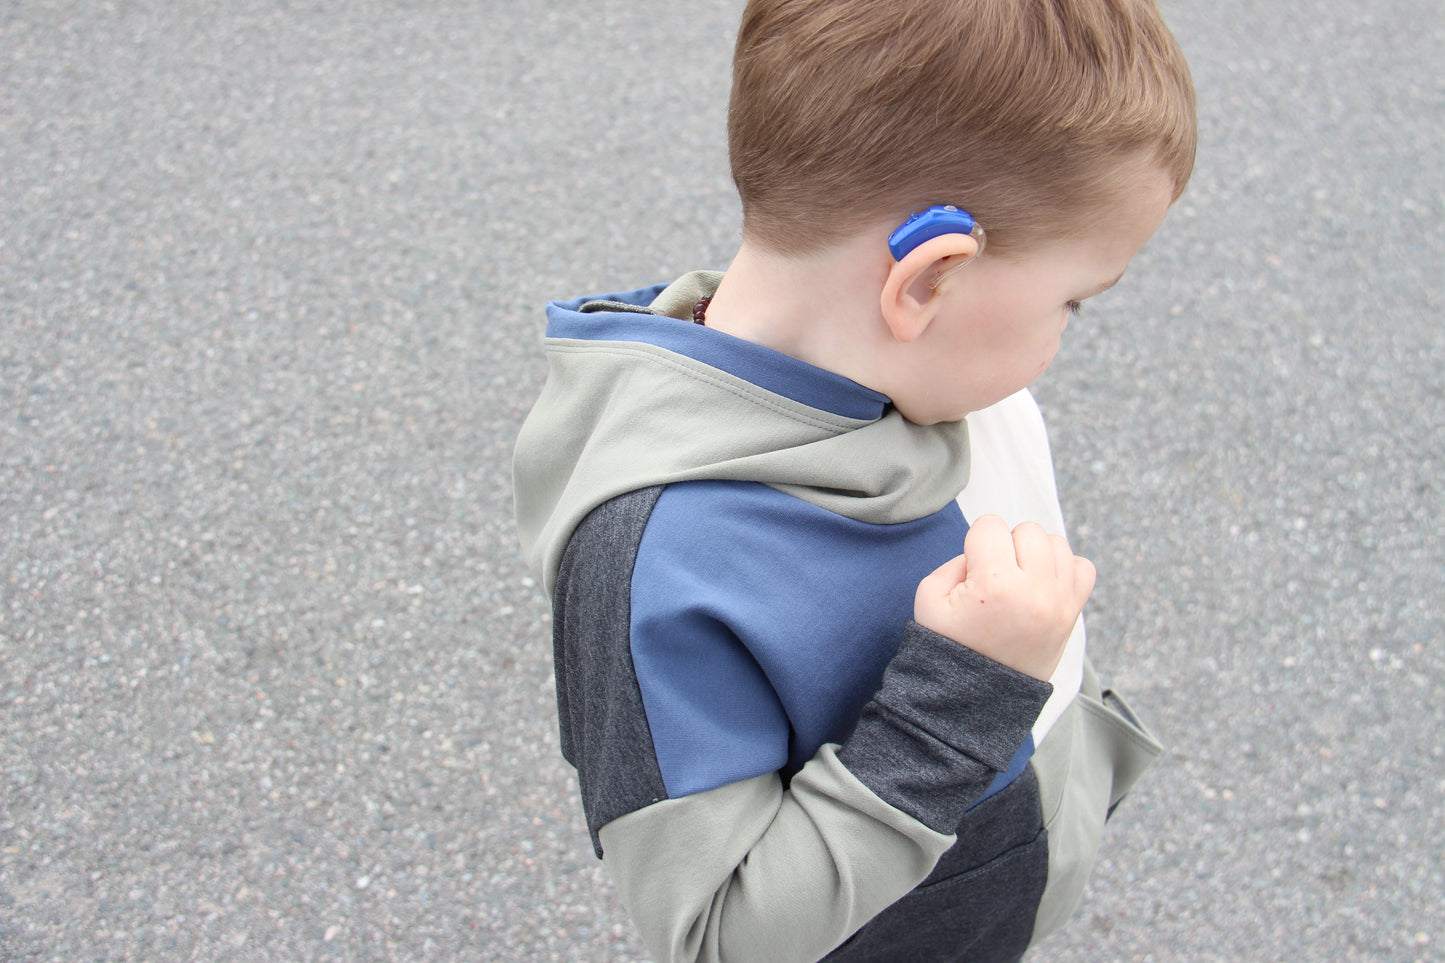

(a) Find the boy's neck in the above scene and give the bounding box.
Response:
[701,231,897,394]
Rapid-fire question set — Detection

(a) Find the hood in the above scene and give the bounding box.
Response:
[513,272,971,597]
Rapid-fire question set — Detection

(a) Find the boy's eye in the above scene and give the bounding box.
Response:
[1067,300,1084,316]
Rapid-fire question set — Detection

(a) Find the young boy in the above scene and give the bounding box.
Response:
[513,0,1195,960]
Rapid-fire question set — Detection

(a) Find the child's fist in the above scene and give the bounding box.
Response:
[914,515,1095,681]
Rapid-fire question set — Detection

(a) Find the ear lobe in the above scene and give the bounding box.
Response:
[879,233,980,343]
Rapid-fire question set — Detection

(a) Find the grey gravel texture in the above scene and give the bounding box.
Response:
[2,1,1441,961]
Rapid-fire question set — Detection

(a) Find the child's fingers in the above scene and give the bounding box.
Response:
[1072,554,1097,608]
[1009,521,1057,575]
[1013,523,1095,612]
[960,514,1013,570]
[1047,531,1078,585]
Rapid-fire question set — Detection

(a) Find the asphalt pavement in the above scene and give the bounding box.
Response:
[2,1,1442,960]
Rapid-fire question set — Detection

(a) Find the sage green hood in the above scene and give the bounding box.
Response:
[512,272,971,597]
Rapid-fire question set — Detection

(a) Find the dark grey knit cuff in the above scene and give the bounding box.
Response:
[837,621,1052,833]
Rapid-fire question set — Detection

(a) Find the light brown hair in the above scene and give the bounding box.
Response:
[728,0,1197,256]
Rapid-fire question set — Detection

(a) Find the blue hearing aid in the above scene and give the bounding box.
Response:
[888,205,984,260]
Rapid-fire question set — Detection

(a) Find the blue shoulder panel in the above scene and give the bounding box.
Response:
[629,480,969,798]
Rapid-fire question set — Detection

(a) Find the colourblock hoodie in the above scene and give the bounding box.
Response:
[513,272,1161,963]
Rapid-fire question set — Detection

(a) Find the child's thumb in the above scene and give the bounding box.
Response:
[917,552,970,601]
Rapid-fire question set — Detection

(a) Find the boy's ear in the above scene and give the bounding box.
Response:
[879,233,982,342]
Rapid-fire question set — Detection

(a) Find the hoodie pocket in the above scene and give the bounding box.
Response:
[1087,685,1163,814]
[1028,674,1163,942]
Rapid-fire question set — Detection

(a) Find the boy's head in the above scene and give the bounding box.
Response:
[728,0,1197,258]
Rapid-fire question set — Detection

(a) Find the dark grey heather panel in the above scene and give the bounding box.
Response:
[552,485,668,857]
[837,621,1052,833]
[823,767,1047,963]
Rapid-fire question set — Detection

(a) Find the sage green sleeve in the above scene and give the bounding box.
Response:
[597,745,953,963]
